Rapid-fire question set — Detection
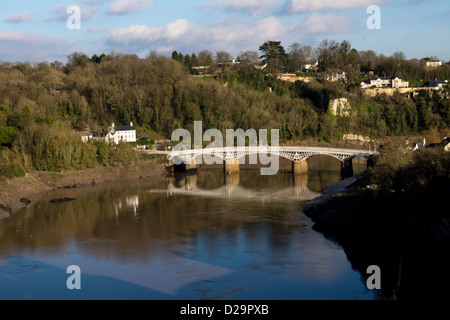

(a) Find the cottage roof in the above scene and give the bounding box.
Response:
[115,125,135,131]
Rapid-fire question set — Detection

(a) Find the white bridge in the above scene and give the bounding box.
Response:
[150,146,377,168]
[149,184,322,203]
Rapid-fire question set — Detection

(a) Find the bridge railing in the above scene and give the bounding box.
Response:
[165,146,375,158]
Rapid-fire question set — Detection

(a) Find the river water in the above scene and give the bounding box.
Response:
[0,157,379,300]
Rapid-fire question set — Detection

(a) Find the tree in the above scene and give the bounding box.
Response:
[338,40,352,66]
[171,51,184,63]
[317,39,338,72]
[259,41,288,74]
[393,51,406,61]
[215,51,232,67]
[66,52,91,71]
[197,50,214,67]
[287,42,305,72]
[238,51,259,65]
[0,126,16,146]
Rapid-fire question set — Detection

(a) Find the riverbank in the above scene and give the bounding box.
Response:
[0,157,168,217]
[303,170,450,300]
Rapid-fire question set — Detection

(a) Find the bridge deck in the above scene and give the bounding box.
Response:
[146,146,377,163]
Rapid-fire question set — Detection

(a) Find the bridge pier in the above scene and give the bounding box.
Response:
[224,159,240,175]
[341,159,354,178]
[293,172,308,188]
[174,158,198,174]
[292,160,308,175]
[225,172,240,186]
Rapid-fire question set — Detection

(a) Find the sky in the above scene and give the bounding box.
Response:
[0,0,449,63]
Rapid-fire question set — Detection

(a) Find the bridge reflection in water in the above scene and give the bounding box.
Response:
[149,172,322,204]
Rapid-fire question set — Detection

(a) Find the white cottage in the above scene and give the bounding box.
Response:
[106,122,137,144]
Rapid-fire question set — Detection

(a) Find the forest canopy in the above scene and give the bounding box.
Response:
[0,41,449,175]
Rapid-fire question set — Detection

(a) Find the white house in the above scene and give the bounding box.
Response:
[323,70,347,82]
[106,122,137,145]
[79,131,93,143]
[361,77,409,89]
[426,60,443,68]
[302,62,319,72]
[391,77,409,88]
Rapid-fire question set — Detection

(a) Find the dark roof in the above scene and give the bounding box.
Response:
[93,132,107,138]
[115,125,135,131]
[430,80,447,84]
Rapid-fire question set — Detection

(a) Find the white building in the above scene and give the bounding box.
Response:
[79,131,93,143]
[361,77,409,89]
[323,70,347,82]
[302,62,319,72]
[106,122,137,145]
[426,61,443,68]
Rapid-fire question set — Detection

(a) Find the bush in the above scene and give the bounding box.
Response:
[0,164,26,179]
[371,144,450,197]
[0,126,16,146]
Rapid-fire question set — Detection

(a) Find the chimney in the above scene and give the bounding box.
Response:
[130,122,133,127]
[112,123,115,128]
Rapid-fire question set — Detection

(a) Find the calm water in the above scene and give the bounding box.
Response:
[0,157,378,300]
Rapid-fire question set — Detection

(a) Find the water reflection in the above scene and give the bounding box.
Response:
[0,157,377,300]
[154,172,322,203]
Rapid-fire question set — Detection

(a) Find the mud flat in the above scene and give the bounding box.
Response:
[0,160,167,217]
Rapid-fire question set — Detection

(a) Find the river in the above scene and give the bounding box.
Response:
[0,156,380,300]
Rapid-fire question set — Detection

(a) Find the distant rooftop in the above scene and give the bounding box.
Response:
[115,125,134,131]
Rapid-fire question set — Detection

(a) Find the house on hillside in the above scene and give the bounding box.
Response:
[322,70,347,83]
[425,137,450,151]
[79,131,93,143]
[106,123,137,145]
[360,77,409,89]
[426,60,443,69]
[425,79,448,89]
[83,122,137,145]
[302,62,319,72]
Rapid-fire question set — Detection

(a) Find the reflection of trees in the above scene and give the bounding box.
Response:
[0,166,342,266]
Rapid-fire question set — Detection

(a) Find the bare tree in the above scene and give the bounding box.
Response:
[197,50,214,67]
[238,51,259,65]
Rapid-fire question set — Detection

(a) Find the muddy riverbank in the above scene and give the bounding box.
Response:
[0,159,167,217]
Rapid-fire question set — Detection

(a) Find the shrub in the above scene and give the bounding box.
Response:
[0,164,26,179]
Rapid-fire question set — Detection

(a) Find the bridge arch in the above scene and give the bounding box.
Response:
[164,146,376,175]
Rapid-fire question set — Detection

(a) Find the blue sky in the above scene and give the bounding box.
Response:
[0,0,449,63]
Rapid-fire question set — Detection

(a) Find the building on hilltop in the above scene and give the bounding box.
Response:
[106,122,137,145]
[425,79,448,89]
[80,122,136,145]
[360,77,409,89]
[321,70,347,83]
[426,60,443,69]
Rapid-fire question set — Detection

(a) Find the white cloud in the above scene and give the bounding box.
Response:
[284,0,376,13]
[201,0,281,16]
[294,13,353,34]
[47,4,98,21]
[107,0,153,15]
[105,12,354,56]
[4,12,33,23]
[0,32,77,62]
[105,16,290,55]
